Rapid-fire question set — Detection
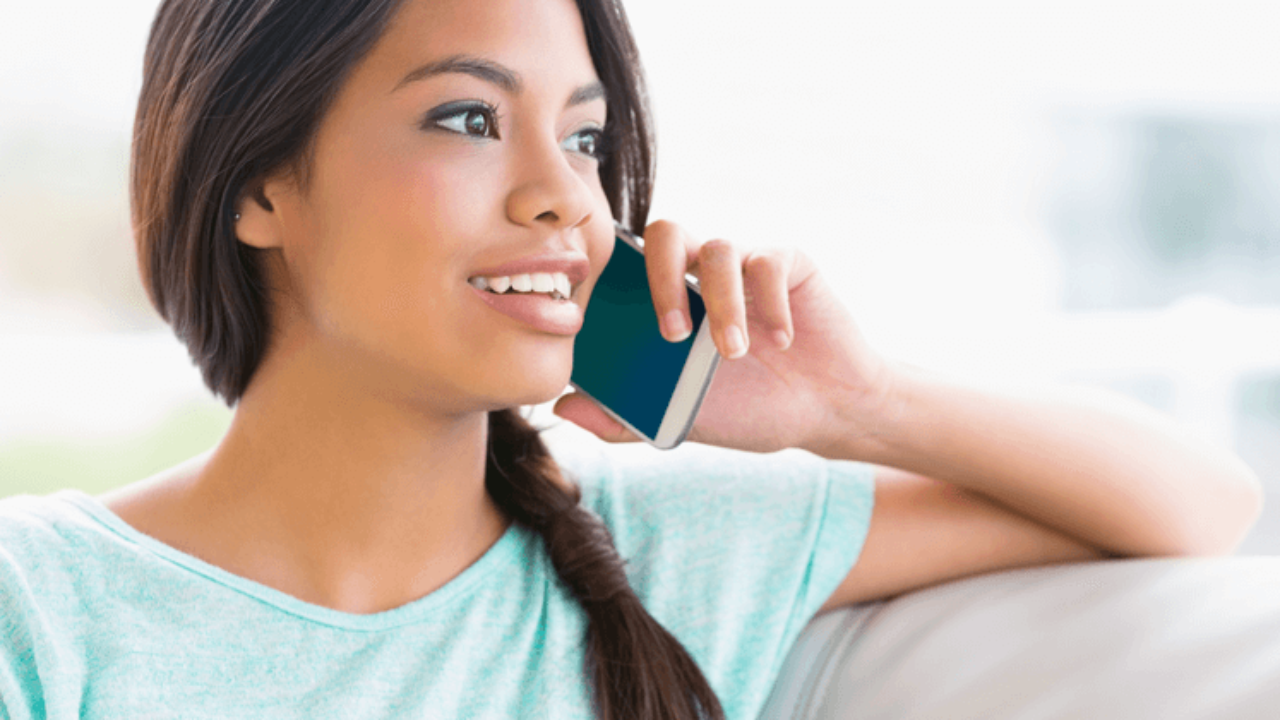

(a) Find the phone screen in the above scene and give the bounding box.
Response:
[571,235,708,440]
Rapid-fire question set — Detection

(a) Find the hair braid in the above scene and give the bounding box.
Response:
[486,409,726,720]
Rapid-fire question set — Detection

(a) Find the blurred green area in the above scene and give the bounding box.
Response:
[0,401,233,500]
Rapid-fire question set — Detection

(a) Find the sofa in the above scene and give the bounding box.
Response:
[760,556,1280,719]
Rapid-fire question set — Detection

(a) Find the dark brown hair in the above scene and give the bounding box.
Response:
[130,0,724,718]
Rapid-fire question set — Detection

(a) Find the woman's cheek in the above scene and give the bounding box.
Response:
[406,156,502,239]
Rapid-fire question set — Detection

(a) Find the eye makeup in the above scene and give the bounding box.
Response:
[421,100,503,139]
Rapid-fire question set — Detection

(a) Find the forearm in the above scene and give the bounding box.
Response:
[809,362,1264,557]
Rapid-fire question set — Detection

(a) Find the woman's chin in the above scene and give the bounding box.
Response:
[483,363,573,409]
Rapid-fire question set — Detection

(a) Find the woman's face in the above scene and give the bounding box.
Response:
[255,0,616,414]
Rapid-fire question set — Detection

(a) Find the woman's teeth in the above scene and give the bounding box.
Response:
[469,272,572,301]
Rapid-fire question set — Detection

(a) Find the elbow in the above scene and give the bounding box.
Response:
[1167,465,1265,557]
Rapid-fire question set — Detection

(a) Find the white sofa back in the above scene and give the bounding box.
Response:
[762,557,1280,720]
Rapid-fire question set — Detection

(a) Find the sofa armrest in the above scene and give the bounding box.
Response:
[761,557,1280,720]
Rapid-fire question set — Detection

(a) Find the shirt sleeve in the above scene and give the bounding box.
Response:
[0,496,86,720]
[556,441,875,720]
[0,545,44,720]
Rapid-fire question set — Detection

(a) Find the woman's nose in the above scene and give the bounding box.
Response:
[505,137,595,230]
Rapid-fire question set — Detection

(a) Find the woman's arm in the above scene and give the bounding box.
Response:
[807,361,1264,559]
[552,221,1264,607]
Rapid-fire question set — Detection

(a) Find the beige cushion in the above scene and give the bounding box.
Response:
[762,557,1280,719]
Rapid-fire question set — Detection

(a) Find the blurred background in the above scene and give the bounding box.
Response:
[1,0,1277,551]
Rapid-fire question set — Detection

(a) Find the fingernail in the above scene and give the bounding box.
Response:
[724,325,747,358]
[773,329,791,350]
[663,309,691,342]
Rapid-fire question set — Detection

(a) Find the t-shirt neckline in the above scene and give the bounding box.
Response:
[54,488,528,632]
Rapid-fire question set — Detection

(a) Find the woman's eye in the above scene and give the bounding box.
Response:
[433,105,499,139]
[562,128,606,159]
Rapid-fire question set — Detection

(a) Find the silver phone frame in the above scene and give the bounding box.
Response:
[568,226,721,450]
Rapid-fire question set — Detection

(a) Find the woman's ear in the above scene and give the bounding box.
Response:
[233,176,289,250]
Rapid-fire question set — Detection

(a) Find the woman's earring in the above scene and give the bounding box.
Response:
[233,212,241,221]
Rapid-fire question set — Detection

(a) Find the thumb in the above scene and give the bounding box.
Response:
[552,393,641,443]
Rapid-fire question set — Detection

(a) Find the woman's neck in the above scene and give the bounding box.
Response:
[103,330,511,615]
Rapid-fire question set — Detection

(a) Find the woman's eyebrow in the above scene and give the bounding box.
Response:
[393,54,521,94]
[392,53,606,108]
[567,82,606,108]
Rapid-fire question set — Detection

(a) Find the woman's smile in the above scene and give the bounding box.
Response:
[469,284,585,335]
[465,250,591,335]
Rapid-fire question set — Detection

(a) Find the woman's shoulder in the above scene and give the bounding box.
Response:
[2,487,135,563]
[0,489,100,554]
[1,451,207,555]
[0,488,121,620]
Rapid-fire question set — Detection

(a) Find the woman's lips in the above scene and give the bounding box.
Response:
[469,285,584,335]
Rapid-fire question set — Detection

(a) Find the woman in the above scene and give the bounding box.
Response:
[0,0,1262,717]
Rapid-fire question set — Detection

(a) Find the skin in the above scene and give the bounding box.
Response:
[106,0,1264,616]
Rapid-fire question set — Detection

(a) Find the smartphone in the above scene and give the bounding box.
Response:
[570,226,721,449]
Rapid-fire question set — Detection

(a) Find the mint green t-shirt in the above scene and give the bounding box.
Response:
[0,443,874,720]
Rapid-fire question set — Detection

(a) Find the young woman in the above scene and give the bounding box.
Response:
[0,0,1262,717]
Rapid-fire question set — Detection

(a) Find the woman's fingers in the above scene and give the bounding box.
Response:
[641,220,696,342]
[742,247,795,350]
[642,219,796,359]
[695,238,749,358]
